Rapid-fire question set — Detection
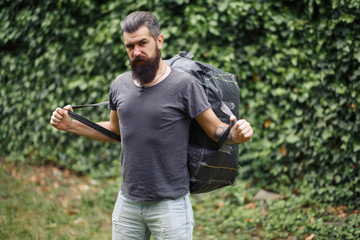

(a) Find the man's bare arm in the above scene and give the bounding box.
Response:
[195,108,253,145]
[50,105,120,143]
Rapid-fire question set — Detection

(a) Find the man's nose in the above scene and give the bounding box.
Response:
[133,46,142,57]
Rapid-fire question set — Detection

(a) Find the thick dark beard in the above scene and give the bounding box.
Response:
[130,48,161,86]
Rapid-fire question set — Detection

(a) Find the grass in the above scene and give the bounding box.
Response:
[1,159,359,239]
[0,160,116,240]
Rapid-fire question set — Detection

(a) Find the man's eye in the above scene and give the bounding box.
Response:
[140,42,146,46]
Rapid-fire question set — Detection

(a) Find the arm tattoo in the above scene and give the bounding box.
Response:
[214,125,227,139]
[214,125,234,143]
[227,133,234,143]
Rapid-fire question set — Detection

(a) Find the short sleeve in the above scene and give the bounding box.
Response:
[108,84,117,111]
[108,72,131,111]
[108,81,116,111]
[185,80,211,119]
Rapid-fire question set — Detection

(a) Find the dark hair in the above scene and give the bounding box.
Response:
[121,11,160,40]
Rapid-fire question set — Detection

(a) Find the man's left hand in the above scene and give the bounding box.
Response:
[230,116,253,143]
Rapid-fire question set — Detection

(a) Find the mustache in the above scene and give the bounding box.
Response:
[132,56,147,63]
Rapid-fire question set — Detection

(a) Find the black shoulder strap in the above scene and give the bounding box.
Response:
[68,102,121,142]
[68,100,232,147]
[72,101,109,110]
[217,120,235,148]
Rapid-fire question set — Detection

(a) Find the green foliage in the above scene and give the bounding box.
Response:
[1,0,359,209]
[192,182,360,240]
[1,0,128,174]
[230,0,360,207]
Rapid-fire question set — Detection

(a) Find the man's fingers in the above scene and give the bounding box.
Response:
[239,126,251,135]
[50,105,74,129]
[50,108,65,126]
[235,119,249,131]
[230,118,253,142]
[245,131,253,138]
[53,106,73,119]
[63,105,73,112]
[50,114,60,126]
[51,116,61,123]
[55,107,64,116]
[241,127,253,138]
[50,119,57,126]
[234,119,253,138]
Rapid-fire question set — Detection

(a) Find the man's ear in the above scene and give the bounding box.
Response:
[157,34,164,50]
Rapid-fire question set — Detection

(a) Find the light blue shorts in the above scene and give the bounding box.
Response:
[112,191,195,240]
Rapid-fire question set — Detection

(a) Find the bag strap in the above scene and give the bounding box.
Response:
[216,102,236,148]
[217,120,235,148]
[69,100,234,147]
[69,102,121,142]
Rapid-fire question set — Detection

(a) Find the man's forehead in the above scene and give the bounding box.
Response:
[123,26,152,44]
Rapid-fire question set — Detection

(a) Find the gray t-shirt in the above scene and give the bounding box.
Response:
[109,67,210,202]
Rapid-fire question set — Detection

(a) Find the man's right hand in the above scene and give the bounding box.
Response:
[50,105,74,131]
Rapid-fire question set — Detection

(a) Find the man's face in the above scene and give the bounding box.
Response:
[123,26,163,85]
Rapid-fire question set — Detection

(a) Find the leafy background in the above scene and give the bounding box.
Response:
[1,0,360,238]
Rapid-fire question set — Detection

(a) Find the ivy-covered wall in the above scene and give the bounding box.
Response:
[1,0,359,205]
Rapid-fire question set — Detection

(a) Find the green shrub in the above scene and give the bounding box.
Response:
[1,0,359,206]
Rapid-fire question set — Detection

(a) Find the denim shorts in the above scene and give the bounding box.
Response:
[112,191,195,240]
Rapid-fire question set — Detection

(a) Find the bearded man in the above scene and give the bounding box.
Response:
[50,11,253,240]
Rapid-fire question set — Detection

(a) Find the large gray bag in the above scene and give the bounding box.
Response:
[165,51,240,194]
